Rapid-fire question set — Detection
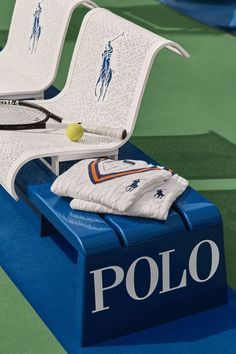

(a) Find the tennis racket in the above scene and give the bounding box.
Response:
[0,100,127,140]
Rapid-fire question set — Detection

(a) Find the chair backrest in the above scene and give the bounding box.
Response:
[45,7,189,138]
[2,0,98,89]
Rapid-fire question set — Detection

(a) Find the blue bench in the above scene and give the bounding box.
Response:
[0,141,227,350]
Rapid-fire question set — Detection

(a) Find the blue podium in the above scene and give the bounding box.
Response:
[161,0,236,30]
[0,142,227,351]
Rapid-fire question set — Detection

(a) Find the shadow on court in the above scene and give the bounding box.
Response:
[97,288,236,347]
[131,131,236,179]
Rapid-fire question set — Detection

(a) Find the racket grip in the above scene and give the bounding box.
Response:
[83,125,127,140]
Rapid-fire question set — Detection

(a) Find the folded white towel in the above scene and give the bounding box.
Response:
[70,174,188,220]
[51,158,173,212]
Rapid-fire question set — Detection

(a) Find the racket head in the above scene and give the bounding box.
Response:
[0,100,50,130]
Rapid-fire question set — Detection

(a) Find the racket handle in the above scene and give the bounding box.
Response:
[83,124,127,140]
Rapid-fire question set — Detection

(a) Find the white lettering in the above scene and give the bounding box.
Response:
[189,240,220,282]
[90,266,124,313]
[159,249,187,293]
[126,256,159,300]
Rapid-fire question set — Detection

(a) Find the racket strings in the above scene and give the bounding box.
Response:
[0,105,46,125]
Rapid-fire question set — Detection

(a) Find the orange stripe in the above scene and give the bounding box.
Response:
[91,160,99,183]
[90,160,164,183]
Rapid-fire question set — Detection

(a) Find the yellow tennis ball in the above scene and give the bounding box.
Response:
[66,123,84,142]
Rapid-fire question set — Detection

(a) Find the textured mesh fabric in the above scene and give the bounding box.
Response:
[0,8,188,199]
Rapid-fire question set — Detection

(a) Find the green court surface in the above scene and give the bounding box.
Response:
[0,0,236,352]
[0,268,66,354]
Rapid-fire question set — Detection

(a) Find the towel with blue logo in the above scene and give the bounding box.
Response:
[51,158,173,213]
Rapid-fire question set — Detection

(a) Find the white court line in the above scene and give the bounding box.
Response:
[190,179,236,191]
[123,11,201,32]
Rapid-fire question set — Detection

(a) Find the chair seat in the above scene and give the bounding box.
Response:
[0,128,120,199]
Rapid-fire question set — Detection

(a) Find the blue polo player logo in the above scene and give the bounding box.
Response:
[154,189,166,199]
[95,32,124,101]
[126,179,141,192]
[29,1,43,54]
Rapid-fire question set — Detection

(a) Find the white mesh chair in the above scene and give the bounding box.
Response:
[37,7,190,169]
[0,0,97,100]
[0,7,189,199]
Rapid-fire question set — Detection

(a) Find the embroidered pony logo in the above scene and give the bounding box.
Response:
[29,1,43,54]
[154,189,166,199]
[95,32,124,102]
[126,179,141,192]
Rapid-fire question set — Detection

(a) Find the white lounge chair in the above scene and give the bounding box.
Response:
[0,6,189,199]
[0,0,98,100]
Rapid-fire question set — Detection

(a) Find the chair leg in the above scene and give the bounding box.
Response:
[40,157,60,176]
[108,153,118,161]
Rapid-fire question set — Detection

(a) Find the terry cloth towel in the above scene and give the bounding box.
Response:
[51,158,173,212]
[70,174,188,220]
